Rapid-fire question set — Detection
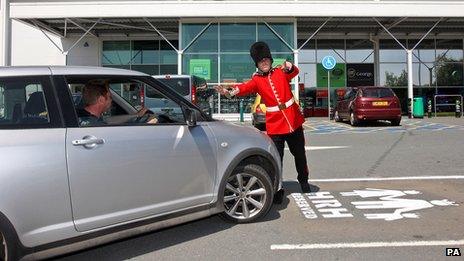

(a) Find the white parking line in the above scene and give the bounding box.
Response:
[271,239,464,250]
[285,146,350,151]
[306,175,464,182]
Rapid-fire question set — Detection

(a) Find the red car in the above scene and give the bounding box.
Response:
[334,86,402,126]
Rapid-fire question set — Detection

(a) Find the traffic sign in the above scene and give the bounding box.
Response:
[322,55,336,70]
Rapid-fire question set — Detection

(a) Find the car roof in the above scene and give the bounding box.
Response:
[353,86,389,89]
[0,66,148,77]
[152,74,192,79]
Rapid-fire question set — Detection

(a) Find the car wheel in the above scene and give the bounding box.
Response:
[349,112,358,126]
[219,164,273,223]
[0,230,6,261]
[0,228,16,261]
[391,118,401,126]
[334,110,341,122]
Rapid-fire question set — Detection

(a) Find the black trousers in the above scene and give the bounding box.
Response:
[269,126,309,183]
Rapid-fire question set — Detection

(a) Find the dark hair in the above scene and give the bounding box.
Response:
[82,80,109,106]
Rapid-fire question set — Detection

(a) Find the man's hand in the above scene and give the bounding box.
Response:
[214,85,229,96]
[280,60,293,72]
[146,115,158,124]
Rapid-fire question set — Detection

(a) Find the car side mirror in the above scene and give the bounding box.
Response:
[185,108,197,127]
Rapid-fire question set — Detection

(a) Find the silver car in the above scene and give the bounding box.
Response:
[0,66,282,261]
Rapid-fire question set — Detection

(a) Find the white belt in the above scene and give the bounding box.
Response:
[266,98,294,112]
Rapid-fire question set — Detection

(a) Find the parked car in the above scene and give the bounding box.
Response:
[150,74,214,115]
[334,86,402,126]
[0,66,282,260]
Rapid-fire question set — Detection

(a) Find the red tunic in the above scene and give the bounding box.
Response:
[234,65,305,135]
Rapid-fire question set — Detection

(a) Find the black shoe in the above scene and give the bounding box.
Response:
[299,182,311,193]
[273,189,285,204]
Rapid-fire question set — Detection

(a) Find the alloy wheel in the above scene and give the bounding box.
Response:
[350,112,357,126]
[0,231,7,261]
[223,173,267,220]
[334,111,340,122]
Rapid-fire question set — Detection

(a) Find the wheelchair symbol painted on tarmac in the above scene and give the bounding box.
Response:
[341,188,458,221]
[322,55,336,70]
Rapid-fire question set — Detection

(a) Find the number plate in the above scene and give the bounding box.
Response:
[372,101,388,106]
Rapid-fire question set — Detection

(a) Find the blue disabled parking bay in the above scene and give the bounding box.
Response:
[302,119,464,134]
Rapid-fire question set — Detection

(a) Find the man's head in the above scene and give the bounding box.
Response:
[82,80,112,116]
[250,41,273,72]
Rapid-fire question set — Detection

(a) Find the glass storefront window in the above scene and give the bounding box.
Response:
[380,39,407,62]
[316,40,345,63]
[298,39,316,63]
[414,63,435,87]
[102,41,131,65]
[380,63,407,87]
[346,39,373,63]
[220,54,256,83]
[436,62,463,86]
[258,23,294,52]
[160,41,178,64]
[102,40,178,75]
[182,24,218,53]
[220,23,256,52]
[409,39,435,63]
[436,39,463,62]
[298,63,317,88]
[132,41,158,64]
[131,65,159,75]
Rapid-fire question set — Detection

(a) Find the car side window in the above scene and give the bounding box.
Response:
[0,78,50,127]
[344,90,352,100]
[65,76,186,127]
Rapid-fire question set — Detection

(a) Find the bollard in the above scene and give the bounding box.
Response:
[456,99,461,118]
[407,98,412,119]
[239,99,244,122]
[427,99,432,118]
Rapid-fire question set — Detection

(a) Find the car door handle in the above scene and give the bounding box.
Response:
[72,136,105,147]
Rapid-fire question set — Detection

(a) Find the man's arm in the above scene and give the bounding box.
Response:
[215,79,258,98]
[281,61,299,81]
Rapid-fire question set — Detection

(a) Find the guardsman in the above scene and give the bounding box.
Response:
[215,41,311,193]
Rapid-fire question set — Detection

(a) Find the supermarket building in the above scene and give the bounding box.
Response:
[1,0,464,118]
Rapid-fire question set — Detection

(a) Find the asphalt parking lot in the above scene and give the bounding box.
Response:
[55,117,464,261]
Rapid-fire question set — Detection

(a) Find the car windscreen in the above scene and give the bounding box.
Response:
[362,88,395,98]
[156,78,190,96]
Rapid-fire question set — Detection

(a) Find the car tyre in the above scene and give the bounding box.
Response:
[219,164,273,223]
[349,111,359,126]
[0,226,19,261]
[391,118,401,126]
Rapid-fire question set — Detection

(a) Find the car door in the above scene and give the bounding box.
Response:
[0,75,73,244]
[62,76,217,232]
[339,89,351,119]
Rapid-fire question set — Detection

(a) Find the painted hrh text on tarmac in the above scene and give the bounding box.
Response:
[292,188,458,221]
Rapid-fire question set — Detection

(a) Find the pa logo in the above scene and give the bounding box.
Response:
[446,248,461,256]
[340,188,459,221]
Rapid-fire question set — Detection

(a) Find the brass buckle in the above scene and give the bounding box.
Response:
[278,103,286,110]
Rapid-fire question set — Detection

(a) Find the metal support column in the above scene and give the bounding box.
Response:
[407,50,414,117]
[370,35,380,86]
[1,0,11,66]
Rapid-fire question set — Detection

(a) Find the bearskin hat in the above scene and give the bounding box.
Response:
[250,41,273,67]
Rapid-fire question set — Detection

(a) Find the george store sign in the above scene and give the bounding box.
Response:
[346,63,375,87]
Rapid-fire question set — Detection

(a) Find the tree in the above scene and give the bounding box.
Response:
[385,69,408,87]
[434,56,463,86]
